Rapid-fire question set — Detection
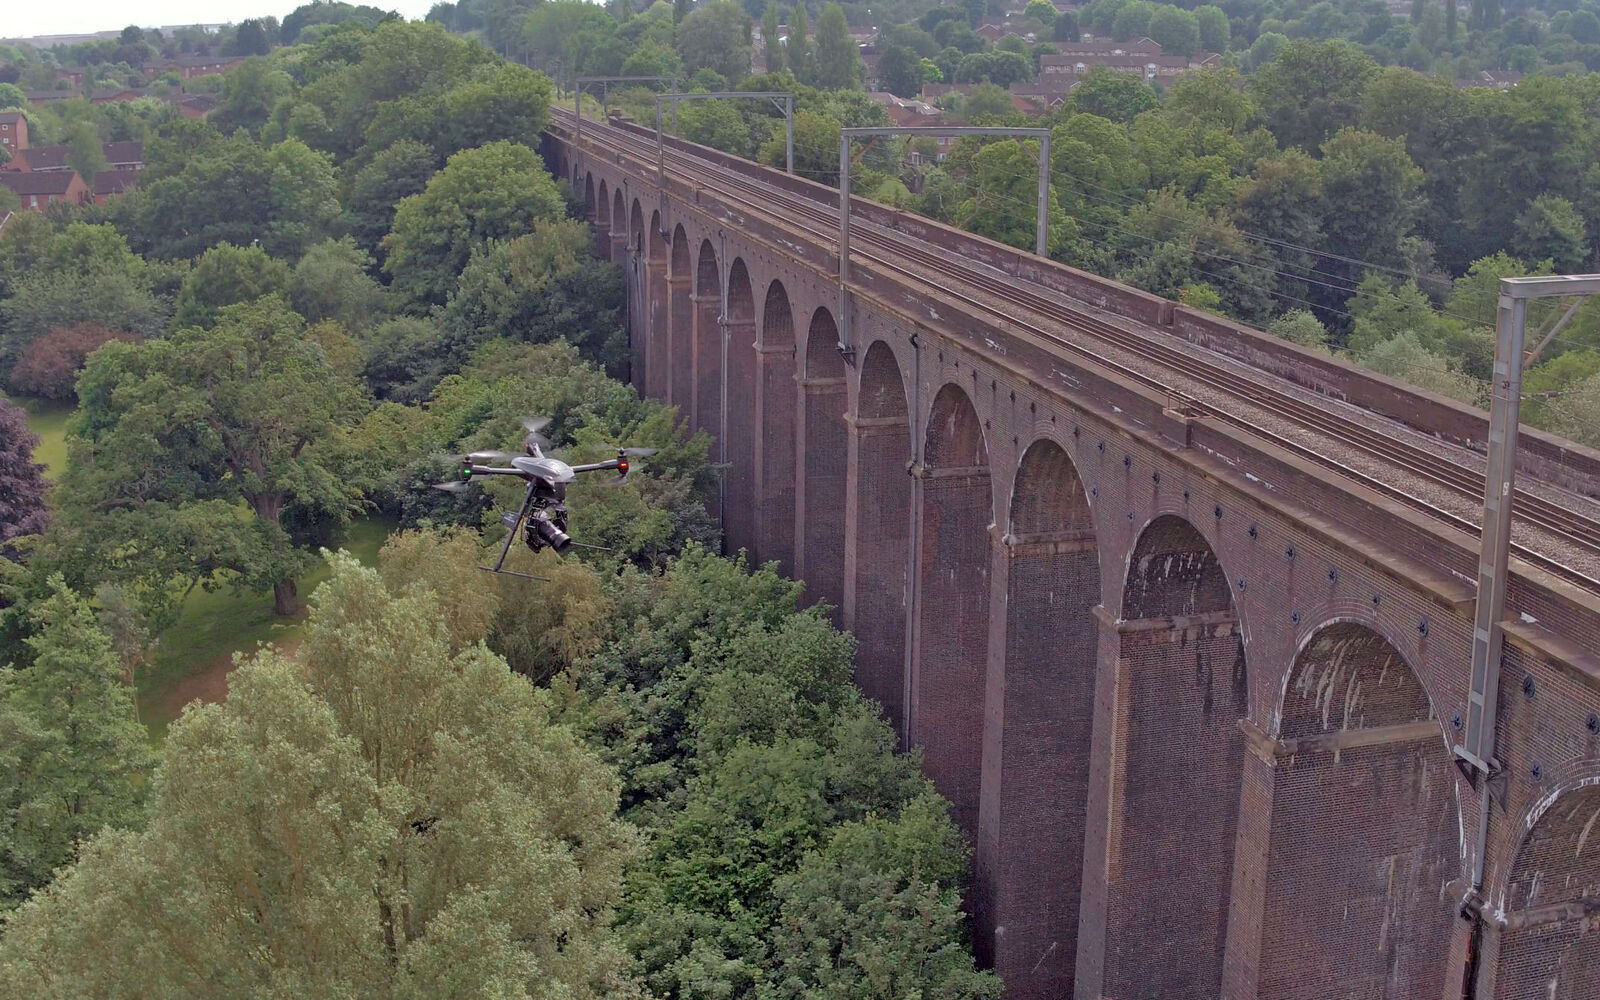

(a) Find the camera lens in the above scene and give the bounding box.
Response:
[529,513,571,553]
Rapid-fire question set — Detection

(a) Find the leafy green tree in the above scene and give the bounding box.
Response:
[878,43,924,97]
[1070,66,1158,123]
[1025,0,1057,29]
[814,3,860,89]
[1317,128,1423,291]
[0,556,643,999]
[1549,371,1600,448]
[1248,39,1378,151]
[0,578,151,911]
[678,0,755,83]
[523,0,615,85]
[172,242,292,329]
[1111,0,1154,40]
[288,238,389,333]
[1195,5,1230,52]
[790,3,812,83]
[1513,194,1590,273]
[1053,10,1080,42]
[60,298,367,619]
[0,226,165,365]
[763,3,784,73]
[0,83,25,109]
[383,141,564,306]
[1232,150,1326,307]
[1268,309,1331,348]
[1148,6,1200,57]
[211,58,296,135]
[955,139,1070,254]
[442,221,627,372]
[62,120,106,186]
[343,139,437,260]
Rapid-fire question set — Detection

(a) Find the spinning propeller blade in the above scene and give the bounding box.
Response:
[619,447,659,457]
[429,480,471,493]
[466,450,522,463]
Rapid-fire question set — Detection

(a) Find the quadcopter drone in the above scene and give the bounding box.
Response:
[432,418,656,580]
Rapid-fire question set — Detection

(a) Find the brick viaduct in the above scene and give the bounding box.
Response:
[547,116,1600,1000]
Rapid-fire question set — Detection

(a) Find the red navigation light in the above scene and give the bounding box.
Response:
[619,457,629,476]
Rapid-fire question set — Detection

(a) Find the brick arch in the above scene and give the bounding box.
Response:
[756,278,797,574]
[724,258,758,558]
[1096,512,1248,1000]
[1492,779,1600,1000]
[630,199,645,254]
[694,239,721,447]
[668,225,693,412]
[912,382,991,841]
[644,209,669,399]
[596,178,610,226]
[799,307,847,622]
[1242,620,1458,1000]
[612,187,625,236]
[583,173,594,217]
[849,339,912,733]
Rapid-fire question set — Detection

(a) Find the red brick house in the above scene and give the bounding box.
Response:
[4,142,145,174]
[92,170,138,205]
[1,170,90,212]
[0,112,27,163]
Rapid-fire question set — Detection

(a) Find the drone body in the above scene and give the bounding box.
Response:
[432,418,654,579]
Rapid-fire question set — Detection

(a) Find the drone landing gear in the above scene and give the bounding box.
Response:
[478,481,551,582]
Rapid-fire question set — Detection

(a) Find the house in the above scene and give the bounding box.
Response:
[90,87,150,104]
[0,112,26,161]
[144,54,246,80]
[23,90,75,104]
[0,170,90,211]
[868,91,943,127]
[1457,69,1522,90]
[174,93,218,118]
[102,141,144,171]
[92,170,138,205]
[1052,36,1163,58]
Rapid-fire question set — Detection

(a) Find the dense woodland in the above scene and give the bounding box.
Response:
[0,14,996,998]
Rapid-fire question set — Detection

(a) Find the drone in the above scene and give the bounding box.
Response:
[431,418,656,580]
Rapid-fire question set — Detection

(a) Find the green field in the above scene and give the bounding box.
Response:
[10,395,72,476]
[139,515,397,737]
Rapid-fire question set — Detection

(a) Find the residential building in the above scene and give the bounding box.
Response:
[0,112,26,160]
[0,170,90,211]
[92,170,138,205]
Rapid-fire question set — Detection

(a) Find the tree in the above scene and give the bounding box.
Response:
[1195,5,1230,52]
[288,238,388,333]
[344,139,436,260]
[678,0,754,83]
[0,83,25,110]
[8,325,139,402]
[0,399,48,548]
[172,242,292,329]
[1268,310,1331,348]
[763,3,783,73]
[1025,0,1057,30]
[1070,66,1158,123]
[211,58,294,135]
[878,44,923,97]
[232,17,273,56]
[1248,39,1378,151]
[0,556,643,998]
[62,297,367,618]
[789,4,811,83]
[814,3,860,89]
[383,141,565,306]
[1148,7,1200,57]
[0,578,151,911]
[441,221,627,373]
[1514,194,1589,273]
[1053,10,1080,42]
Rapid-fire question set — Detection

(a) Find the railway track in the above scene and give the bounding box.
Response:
[561,110,1600,590]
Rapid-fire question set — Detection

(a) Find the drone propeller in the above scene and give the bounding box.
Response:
[429,480,472,493]
[465,450,522,463]
[619,447,659,457]
[521,417,553,452]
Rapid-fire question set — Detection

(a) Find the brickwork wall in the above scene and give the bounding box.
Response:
[848,341,912,737]
[669,229,693,413]
[1102,517,1245,1000]
[723,261,758,559]
[801,311,847,623]
[693,243,722,525]
[755,279,797,575]
[1258,625,1458,1000]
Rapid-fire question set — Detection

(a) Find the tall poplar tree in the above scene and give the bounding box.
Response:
[790,3,811,84]
[813,2,859,89]
[763,2,783,73]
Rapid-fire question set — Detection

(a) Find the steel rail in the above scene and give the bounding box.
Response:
[562,112,1600,586]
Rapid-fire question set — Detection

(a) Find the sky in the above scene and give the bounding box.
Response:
[3,1,437,42]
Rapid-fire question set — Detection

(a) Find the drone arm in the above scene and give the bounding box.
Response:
[569,458,624,474]
[468,464,525,476]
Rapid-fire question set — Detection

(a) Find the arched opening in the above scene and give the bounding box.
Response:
[848,341,911,734]
[724,260,758,558]
[694,239,721,446]
[1492,784,1600,1000]
[1100,514,1246,1000]
[983,439,1098,997]
[628,200,647,391]
[583,173,595,218]
[755,279,796,575]
[669,225,693,413]
[798,307,847,623]
[912,382,991,839]
[647,210,669,400]
[594,180,612,259]
[1251,622,1457,999]
[612,188,625,239]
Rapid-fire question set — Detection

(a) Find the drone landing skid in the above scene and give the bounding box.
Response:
[477,565,550,582]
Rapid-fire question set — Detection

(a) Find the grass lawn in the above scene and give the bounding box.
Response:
[9,395,72,477]
[139,515,397,738]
